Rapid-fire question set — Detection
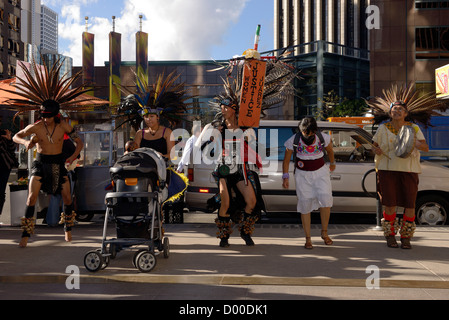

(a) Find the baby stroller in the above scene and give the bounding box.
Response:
[83,148,170,273]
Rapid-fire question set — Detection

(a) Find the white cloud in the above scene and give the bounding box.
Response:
[57,0,248,66]
[58,5,84,65]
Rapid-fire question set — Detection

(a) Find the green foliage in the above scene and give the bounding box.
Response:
[318,90,368,119]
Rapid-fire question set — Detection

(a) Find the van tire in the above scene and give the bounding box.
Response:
[415,195,449,225]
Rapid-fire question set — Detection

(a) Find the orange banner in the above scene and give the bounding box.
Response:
[238,59,266,128]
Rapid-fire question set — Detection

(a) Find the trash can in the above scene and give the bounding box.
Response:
[9,184,28,226]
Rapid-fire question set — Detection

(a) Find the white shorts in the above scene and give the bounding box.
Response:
[294,165,333,214]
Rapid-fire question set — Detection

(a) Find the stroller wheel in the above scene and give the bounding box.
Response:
[163,237,170,259]
[84,250,104,272]
[132,249,145,268]
[96,249,110,270]
[109,244,117,259]
[135,250,156,273]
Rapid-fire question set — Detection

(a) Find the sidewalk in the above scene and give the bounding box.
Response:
[1,216,449,300]
[2,184,449,301]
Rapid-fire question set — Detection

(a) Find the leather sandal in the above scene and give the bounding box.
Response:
[304,237,313,249]
[321,230,333,245]
[400,238,412,249]
[385,235,399,248]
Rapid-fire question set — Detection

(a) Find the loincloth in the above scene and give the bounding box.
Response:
[31,153,68,195]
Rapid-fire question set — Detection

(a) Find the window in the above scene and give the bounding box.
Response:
[257,127,297,161]
[8,13,20,31]
[79,132,112,167]
[415,1,449,9]
[416,82,435,95]
[324,129,374,163]
[416,27,449,59]
[256,126,375,163]
[430,129,449,149]
[8,64,16,76]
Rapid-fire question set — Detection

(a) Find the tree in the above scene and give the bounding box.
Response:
[318,90,368,119]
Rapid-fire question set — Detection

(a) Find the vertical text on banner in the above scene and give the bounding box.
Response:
[238,59,267,128]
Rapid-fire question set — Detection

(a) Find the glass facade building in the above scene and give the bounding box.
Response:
[274,0,370,54]
[273,0,371,118]
[40,5,58,53]
[76,42,369,126]
[264,40,370,118]
[147,60,229,123]
[78,60,232,128]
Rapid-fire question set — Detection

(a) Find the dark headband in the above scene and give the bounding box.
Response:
[40,100,60,118]
[390,101,406,109]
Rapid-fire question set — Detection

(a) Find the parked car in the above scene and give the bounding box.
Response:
[185,120,449,225]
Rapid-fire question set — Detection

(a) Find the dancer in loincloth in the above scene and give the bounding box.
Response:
[1,58,105,247]
[201,53,300,247]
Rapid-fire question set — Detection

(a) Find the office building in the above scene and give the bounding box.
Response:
[0,0,24,79]
[40,4,58,53]
[21,1,69,79]
[369,0,449,97]
[273,0,371,118]
[41,52,72,80]
[274,0,370,53]
[72,60,228,127]
[21,0,40,49]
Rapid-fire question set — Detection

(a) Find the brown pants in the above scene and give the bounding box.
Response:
[377,170,419,209]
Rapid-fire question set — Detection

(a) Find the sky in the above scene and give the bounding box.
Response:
[42,0,274,66]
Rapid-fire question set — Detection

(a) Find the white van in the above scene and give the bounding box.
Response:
[185,120,449,225]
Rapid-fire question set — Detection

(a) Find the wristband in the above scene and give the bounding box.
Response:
[330,162,336,166]
[282,173,289,179]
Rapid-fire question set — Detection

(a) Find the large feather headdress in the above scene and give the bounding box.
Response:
[209,53,300,123]
[116,70,195,131]
[0,58,104,121]
[366,82,448,127]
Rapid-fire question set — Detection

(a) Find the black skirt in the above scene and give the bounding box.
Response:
[31,153,68,195]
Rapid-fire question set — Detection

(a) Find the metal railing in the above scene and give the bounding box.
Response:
[261,40,370,61]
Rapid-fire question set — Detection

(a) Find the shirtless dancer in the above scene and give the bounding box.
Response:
[13,100,83,247]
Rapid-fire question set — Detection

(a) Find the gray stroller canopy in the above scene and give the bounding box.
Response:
[111,147,167,182]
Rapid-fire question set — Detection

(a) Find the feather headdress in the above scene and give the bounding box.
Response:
[116,70,196,131]
[209,54,300,123]
[365,82,448,127]
[262,57,299,109]
[0,58,105,121]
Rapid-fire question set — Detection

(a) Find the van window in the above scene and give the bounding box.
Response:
[256,127,298,161]
[255,126,375,163]
[324,129,375,163]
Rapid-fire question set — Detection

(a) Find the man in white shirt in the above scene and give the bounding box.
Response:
[176,122,201,173]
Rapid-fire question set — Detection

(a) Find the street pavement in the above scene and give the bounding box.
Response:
[1,185,449,305]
